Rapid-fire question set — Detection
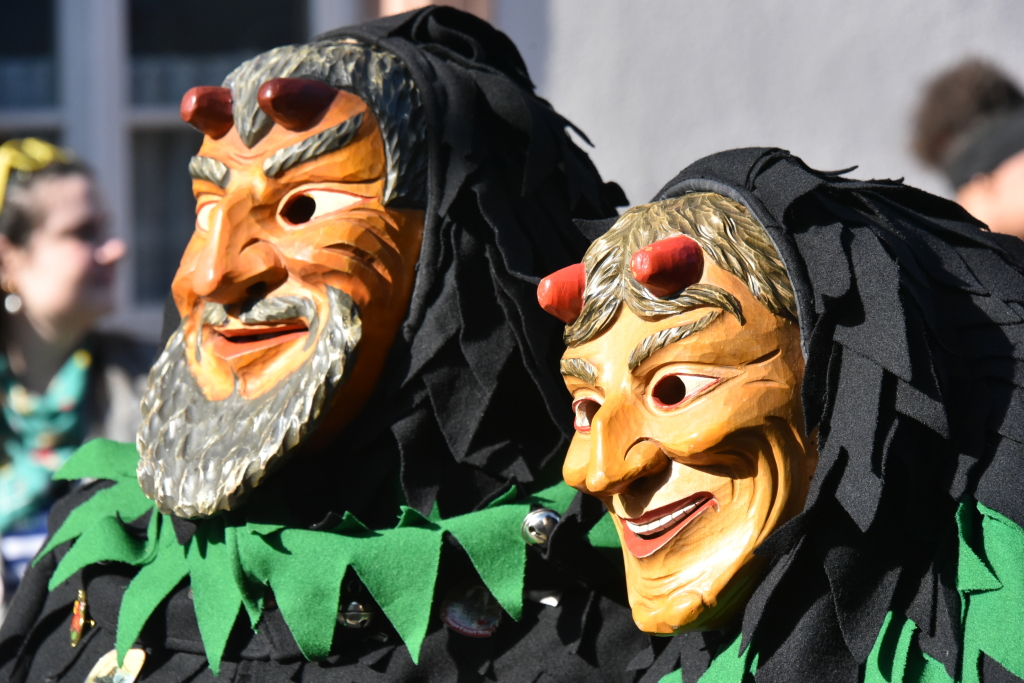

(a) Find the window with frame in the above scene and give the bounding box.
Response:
[129,0,309,305]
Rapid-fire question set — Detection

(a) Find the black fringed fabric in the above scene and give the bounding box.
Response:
[648,148,1024,682]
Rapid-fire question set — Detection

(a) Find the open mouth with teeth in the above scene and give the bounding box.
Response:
[619,492,719,558]
[211,321,309,359]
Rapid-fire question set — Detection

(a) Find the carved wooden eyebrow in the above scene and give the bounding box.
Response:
[560,357,598,385]
[628,310,721,372]
[262,112,364,178]
[188,156,231,189]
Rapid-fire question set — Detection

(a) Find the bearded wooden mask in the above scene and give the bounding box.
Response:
[175,84,423,406]
[137,48,427,518]
[540,193,818,633]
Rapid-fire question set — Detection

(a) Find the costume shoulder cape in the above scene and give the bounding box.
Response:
[31,439,620,674]
[652,497,1024,683]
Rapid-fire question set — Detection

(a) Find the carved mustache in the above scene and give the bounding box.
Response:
[200,296,319,325]
[197,296,321,357]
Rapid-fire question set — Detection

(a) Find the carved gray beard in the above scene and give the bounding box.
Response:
[136,288,361,518]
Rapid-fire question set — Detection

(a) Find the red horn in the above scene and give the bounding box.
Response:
[538,263,586,324]
[180,86,234,139]
[630,234,704,297]
[257,78,338,131]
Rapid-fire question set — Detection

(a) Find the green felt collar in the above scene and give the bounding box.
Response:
[37,439,583,673]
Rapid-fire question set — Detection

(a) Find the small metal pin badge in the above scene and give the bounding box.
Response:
[70,589,96,648]
[521,508,561,545]
[440,583,502,637]
[83,648,146,683]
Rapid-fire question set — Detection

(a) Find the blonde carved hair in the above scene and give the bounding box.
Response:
[565,192,797,347]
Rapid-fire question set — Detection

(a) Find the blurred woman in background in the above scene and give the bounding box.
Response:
[913,59,1024,239]
[0,139,154,612]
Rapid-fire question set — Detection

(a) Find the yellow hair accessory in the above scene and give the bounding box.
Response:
[0,137,72,211]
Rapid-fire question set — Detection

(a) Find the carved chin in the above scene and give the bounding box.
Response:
[629,585,709,634]
[624,548,767,634]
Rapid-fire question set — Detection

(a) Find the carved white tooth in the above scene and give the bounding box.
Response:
[627,498,715,537]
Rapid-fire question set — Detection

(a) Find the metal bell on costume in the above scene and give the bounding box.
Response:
[521,508,561,545]
[339,601,373,629]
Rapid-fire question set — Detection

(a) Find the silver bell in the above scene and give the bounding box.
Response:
[339,601,373,629]
[521,508,561,545]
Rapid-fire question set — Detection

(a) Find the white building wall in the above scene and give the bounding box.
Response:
[496,0,1024,205]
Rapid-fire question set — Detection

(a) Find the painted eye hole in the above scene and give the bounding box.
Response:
[572,398,601,433]
[650,374,718,409]
[280,190,362,226]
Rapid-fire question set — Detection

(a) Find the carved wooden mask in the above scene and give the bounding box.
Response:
[548,195,818,634]
[173,85,424,431]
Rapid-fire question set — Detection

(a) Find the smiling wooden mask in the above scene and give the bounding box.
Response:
[175,82,424,419]
[541,193,818,633]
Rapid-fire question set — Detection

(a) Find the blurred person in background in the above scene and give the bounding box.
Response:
[913,58,1024,239]
[0,139,153,615]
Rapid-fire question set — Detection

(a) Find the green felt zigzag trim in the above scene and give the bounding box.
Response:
[37,440,587,674]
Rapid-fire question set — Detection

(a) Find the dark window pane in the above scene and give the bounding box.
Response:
[130,0,307,55]
[132,129,202,303]
[0,0,54,56]
[0,0,56,107]
[129,0,307,105]
[132,52,255,106]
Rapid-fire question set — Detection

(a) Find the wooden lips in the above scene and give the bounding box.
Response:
[537,234,704,322]
[180,79,340,139]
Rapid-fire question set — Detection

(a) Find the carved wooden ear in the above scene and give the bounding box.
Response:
[630,234,704,298]
[538,263,586,324]
[257,78,338,131]
[180,87,234,139]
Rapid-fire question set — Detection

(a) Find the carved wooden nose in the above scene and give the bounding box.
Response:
[538,263,586,324]
[257,78,338,131]
[180,86,234,139]
[630,234,704,298]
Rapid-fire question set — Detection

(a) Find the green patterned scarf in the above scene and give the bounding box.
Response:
[0,346,91,533]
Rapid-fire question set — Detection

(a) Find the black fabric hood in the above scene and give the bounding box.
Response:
[639,148,1024,682]
[302,7,626,522]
